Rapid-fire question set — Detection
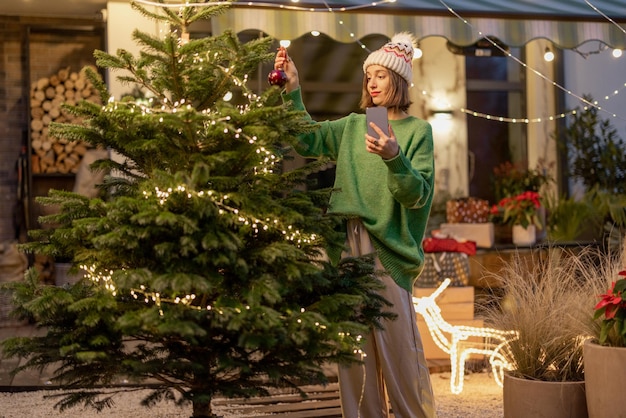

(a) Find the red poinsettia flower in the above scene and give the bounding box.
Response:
[497,191,542,228]
[594,281,623,319]
[595,270,626,347]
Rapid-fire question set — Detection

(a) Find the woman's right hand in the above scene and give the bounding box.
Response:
[274,46,299,93]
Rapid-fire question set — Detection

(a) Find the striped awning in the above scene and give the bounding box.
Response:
[211,0,626,48]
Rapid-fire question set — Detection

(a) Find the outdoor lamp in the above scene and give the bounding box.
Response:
[544,47,555,62]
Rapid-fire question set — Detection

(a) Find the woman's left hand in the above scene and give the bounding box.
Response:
[365,124,399,160]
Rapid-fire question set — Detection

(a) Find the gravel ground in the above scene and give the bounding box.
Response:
[0,371,503,417]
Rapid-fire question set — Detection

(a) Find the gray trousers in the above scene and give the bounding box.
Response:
[338,219,436,418]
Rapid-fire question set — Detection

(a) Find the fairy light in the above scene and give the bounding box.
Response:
[129,0,625,124]
[585,0,626,36]
[81,262,361,352]
[438,0,626,122]
[460,108,578,124]
[413,278,518,394]
[133,0,396,12]
[454,81,626,124]
[423,78,626,124]
[142,184,319,245]
[100,86,277,173]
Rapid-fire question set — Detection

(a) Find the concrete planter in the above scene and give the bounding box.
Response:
[503,372,587,418]
[584,339,626,418]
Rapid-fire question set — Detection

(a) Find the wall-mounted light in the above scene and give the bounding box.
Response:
[612,49,623,58]
[414,43,423,60]
[431,110,453,120]
[543,47,555,62]
[279,39,291,48]
[429,110,454,135]
[310,30,320,37]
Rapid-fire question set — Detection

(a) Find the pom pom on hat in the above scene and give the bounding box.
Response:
[363,32,416,84]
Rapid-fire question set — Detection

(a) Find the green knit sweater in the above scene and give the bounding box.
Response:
[284,87,435,292]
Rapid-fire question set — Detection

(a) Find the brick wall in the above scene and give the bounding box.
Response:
[0,16,103,243]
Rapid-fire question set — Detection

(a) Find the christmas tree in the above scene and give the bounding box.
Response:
[2,2,392,417]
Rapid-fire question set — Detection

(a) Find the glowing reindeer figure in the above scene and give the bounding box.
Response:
[413,278,519,394]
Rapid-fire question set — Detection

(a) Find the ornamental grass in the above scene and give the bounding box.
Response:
[478,245,620,382]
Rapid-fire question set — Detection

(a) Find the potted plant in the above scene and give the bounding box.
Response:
[544,186,626,244]
[552,97,626,248]
[581,244,626,418]
[478,246,599,418]
[543,193,600,242]
[490,161,553,244]
[492,190,542,246]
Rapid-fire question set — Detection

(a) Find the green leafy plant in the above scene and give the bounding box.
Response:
[545,186,626,243]
[544,193,601,242]
[551,96,626,250]
[556,96,626,194]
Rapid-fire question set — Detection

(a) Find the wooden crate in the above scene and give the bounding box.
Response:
[414,286,485,360]
[417,318,485,360]
[414,286,475,320]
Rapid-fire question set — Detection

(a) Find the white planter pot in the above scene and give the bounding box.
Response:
[512,224,536,246]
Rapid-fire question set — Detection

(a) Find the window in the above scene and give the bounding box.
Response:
[466,50,525,203]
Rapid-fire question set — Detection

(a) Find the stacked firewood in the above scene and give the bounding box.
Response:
[33,253,56,285]
[30,66,101,174]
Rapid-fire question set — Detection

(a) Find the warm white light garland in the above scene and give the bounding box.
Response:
[142,184,317,243]
[437,0,626,122]
[460,108,577,124]
[80,263,362,355]
[104,79,280,175]
[132,0,626,124]
[133,0,397,12]
[585,0,626,36]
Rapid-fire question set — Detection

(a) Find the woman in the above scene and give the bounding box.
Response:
[274,32,436,418]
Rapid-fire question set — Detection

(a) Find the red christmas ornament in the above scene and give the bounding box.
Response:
[268,69,287,87]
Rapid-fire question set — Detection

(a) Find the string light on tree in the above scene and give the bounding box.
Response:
[141,184,319,244]
[80,263,352,346]
[15,5,405,416]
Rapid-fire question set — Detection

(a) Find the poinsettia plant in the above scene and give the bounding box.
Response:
[593,270,626,347]
[492,190,542,229]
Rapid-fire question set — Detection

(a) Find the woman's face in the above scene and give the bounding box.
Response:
[365,65,392,106]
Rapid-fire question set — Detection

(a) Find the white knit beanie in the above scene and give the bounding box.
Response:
[363,32,416,84]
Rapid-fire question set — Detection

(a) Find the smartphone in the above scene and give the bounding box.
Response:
[366,106,389,139]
